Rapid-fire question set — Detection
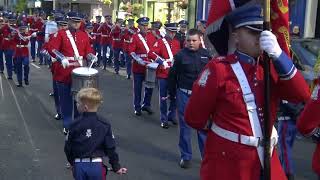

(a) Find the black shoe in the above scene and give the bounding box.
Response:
[16,83,23,87]
[168,118,177,125]
[115,71,119,75]
[134,110,142,116]
[7,77,12,80]
[161,122,169,129]
[0,71,3,74]
[179,159,191,169]
[49,92,54,96]
[54,113,62,120]
[141,106,153,115]
[32,59,35,62]
[126,75,131,79]
[24,80,29,85]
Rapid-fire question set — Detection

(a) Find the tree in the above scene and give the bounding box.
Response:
[15,0,27,12]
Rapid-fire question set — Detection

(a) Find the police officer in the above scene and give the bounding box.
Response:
[277,100,304,180]
[176,20,188,48]
[111,18,124,74]
[149,22,180,129]
[128,17,154,116]
[47,11,96,133]
[184,5,309,179]
[168,28,211,168]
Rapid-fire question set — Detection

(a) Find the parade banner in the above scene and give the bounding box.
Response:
[270,0,290,56]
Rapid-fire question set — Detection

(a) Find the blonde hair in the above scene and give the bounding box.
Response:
[76,88,103,109]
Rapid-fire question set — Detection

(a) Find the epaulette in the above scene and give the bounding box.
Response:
[214,54,237,64]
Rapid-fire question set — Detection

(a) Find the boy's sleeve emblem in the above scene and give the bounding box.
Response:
[198,68,210,87]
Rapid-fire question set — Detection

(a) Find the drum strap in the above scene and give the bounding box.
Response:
[137,33,149,53]
[66,30,82,66]
[162,38,173,62]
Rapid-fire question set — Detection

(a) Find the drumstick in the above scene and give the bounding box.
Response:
[88,60,95,70]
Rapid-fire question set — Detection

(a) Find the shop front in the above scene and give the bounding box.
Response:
[144,0,188,24]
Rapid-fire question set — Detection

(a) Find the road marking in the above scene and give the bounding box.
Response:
[8,82,39,160]
[0,75,4,100]
[31,63,41,69]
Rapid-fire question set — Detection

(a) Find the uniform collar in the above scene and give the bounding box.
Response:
[234,50,256,65]
[82,112,97,116]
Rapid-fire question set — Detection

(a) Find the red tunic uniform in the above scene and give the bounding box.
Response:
[47,29,94,84]
[44,33,60,81]
[93,22,101,44]
[128,32,154,74]
[149,37,180,78]
[87,32,96,53]
[121,27,136,53]
[12,31,31,58]
[1,24,15,50]
[99,23,113,45]
[297,86,320,175]
[111,25,122,49]
[184,55,310,180]
[31,19,44,42]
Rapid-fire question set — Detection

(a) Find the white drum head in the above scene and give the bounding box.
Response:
[147,62,159,69]
[72,67,98,76]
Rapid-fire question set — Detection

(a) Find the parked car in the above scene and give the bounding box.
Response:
[291,38,320,84]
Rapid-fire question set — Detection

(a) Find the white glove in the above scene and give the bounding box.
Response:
[61,59,69,69]
[260,30,282,59]
[31,32,37,37]
[163,61,169,69]
[137,59,146,66]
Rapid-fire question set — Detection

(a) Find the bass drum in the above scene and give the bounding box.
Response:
[71,67,99,93]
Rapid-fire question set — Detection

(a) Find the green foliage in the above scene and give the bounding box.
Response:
[102,0,112,6]
[131,3,143,16]
[15,0,27,12]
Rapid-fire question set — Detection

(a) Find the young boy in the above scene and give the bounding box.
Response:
[64,88,127,179]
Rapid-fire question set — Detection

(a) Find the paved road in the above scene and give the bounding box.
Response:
[0,63,317,180]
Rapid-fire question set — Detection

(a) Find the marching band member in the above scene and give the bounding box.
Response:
[128,17,154,116]
[121,19,137,79]
[148,23,181,129]
[93,16,102,66]
[111,18,124,74]
[12,21,32,87]
[99,14,113,69]
[47,12,96,134]
[184,5,310,179]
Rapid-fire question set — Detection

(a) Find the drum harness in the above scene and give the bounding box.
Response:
[66,30,83,66]
[210,61,278,167]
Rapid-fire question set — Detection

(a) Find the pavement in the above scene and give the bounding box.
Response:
[0,62,317,180]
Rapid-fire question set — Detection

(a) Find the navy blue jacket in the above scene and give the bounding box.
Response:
[64,112,121,172]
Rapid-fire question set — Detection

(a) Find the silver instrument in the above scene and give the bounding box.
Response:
[144,62,159,88]
[71,67,99,93]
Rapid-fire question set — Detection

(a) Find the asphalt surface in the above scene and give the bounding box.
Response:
[0,62,317,180]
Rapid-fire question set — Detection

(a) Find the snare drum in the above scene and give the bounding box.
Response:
[71,67,99,92]
[145,62,159,88]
